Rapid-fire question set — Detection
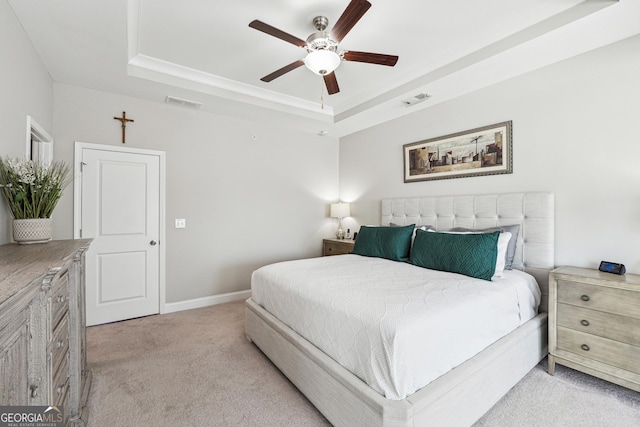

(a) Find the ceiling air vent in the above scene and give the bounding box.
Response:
[401,93,431,107]
[164,96,202,109]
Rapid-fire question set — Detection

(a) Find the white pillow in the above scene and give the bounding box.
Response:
[493,232,511,277]
[427,229,511,278]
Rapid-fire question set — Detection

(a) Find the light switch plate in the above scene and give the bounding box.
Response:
[175,218,186,228]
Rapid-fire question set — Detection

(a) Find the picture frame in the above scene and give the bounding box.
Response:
[403,121,512,183]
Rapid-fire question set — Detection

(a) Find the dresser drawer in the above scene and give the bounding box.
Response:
[558,303,640,346]
[50,272,69,329]
[51,320,69,408]
[557,327,640,375]
[52,370,68,406]
[51,314,69,372]
[557,279,640,319]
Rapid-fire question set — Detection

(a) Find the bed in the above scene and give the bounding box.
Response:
[245,192,554,426]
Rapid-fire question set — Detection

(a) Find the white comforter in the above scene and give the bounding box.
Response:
[251,254,540,400]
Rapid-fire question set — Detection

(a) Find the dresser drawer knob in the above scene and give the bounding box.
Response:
[580,319,590,327]
[580,295,590,302]
[581,344,590,351]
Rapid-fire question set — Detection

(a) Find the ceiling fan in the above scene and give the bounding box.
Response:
[249,0,398,95]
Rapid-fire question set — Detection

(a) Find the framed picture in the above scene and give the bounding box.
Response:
[403,121,512,183]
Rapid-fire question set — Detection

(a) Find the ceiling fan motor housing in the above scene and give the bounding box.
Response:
[306,32,338,52]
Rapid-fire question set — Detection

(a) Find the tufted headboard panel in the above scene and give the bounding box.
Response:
[381,193,554,310]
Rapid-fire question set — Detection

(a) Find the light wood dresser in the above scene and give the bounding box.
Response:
[322,238,355,256]
[0,239,92,426]
[548,266,640,392]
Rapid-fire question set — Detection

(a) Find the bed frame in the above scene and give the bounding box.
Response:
[246,192,554,426]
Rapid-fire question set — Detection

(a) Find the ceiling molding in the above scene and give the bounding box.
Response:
[126,0,334,119]
[8,0,638,138]
[127,54,335,119]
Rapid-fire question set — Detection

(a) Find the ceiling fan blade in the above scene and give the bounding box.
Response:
[249,20,306,47]
[323,72,340,95]
[331,0,372,42]
[260,60,305,82]
[342,51,398,67]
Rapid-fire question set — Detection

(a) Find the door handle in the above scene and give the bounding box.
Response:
[150,240,157,246]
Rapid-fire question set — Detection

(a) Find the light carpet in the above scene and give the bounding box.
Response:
[85,301,640,426]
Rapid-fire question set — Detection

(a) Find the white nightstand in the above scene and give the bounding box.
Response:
[548,266,640,392]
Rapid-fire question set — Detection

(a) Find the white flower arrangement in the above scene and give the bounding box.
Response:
[0,157,71,219]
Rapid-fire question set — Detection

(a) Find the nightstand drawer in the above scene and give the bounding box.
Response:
[558,303,640,346]
[557,327,640,375]
[323,239,354,256]
[557,280,640,319]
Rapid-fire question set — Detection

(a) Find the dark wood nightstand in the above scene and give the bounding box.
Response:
[323,238,355,256]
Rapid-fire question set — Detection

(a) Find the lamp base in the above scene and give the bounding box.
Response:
[335,218,345,239]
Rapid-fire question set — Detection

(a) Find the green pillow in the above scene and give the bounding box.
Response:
[352,225,414,262]
[450,224,520,269]
[410,229,500,281]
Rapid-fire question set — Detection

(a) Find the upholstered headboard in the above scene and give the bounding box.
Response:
[381,192,554,311]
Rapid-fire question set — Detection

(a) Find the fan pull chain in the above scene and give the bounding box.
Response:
[320,78,325,110]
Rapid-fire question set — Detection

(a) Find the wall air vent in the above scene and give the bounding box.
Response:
[164,96,202,109]
[401,93,431,107]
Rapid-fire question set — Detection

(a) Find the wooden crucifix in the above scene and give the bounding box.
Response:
[113,111,134,144]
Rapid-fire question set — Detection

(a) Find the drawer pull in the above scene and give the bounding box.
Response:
[581,344,590,351]
[580,319,590,327]
[56,340,65,348]
[580,295,590,302]
[30,385,39,398]
[57,385,65,394]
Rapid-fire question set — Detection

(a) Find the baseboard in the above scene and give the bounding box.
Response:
[162,290,251,314]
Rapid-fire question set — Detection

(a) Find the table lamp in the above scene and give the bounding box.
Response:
[330,202,350,239]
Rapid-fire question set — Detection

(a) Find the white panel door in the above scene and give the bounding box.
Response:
[81,148,160,326]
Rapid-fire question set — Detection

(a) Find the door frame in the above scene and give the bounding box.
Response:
[73,142,167,314]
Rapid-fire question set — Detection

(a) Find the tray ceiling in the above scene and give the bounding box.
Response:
[8,0,639,137]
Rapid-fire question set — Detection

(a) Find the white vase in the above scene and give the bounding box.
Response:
[12,218,53,244]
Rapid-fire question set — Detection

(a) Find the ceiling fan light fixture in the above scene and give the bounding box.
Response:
[304,50,341,76]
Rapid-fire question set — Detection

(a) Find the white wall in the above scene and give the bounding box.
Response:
[0,0,53,244]
[339,34,640,274]
[5,0,639,306]
[52,84,339,303]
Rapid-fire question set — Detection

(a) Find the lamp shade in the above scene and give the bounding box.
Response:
[305,50,341,76]
[330,202,350,218]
